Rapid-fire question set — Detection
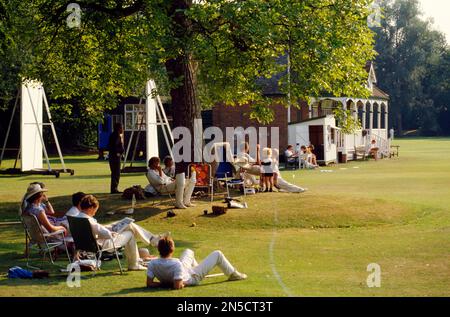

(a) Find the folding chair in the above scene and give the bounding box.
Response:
[214,162,246,199]
[188,163,213,202]
[21,214,71,269]
[284,155,299,170]
[67,216,123,274]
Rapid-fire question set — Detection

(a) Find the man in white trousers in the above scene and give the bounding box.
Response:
[146,157,196,209]
[75,195,167,271]
[146,237,247,289]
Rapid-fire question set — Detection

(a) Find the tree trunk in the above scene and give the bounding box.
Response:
[165,0,202,175]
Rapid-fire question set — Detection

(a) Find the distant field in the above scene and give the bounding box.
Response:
[1,137,449,297]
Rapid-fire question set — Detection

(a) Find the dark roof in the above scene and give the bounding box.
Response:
[258,59,383,98]
[371,85,389,100]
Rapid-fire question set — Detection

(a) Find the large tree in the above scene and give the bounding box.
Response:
[374,0,449,135]
[1,0,376,170]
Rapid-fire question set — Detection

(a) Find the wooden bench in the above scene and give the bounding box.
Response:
[354,145,368,161]
[390,145,400,158]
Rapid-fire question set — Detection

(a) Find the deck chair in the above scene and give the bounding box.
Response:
[21,214,71,269]
[67,216,123,274]
[284,154,299,170]
[145,171,176,206]
[214,162,246,199]
[188,163,213,202]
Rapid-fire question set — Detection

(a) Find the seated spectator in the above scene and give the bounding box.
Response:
[146,237,247,289]
[74,195,166,271]
[21,184,68,236]
[66,192,86,217]
[284,145,299,163]
[307,146,319,168]
[20,182,59,217]
[146,157,196,209]
[368,139,380,161]
[163,156,176,178]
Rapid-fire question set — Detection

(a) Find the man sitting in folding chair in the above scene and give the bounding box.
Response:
[74,195,166,271]
[146,157,196,209]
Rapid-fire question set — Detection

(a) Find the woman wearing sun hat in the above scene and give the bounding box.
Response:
[21,183,68,236]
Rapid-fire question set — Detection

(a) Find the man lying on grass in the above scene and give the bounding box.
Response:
[146,237,247,290]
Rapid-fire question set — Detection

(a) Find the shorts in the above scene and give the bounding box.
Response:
[263,173,274,177]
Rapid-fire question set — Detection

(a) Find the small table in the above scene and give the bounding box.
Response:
[390,145,400,158]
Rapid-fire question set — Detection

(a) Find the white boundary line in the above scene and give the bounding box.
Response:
[269,209,295,297]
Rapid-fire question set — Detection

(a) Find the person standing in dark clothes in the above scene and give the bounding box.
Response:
[108,123,125,194]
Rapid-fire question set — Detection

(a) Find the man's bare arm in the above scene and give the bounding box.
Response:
[173,279,184,290]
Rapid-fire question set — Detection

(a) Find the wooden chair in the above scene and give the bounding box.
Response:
[354,145,368,161]
[21,214,71,269]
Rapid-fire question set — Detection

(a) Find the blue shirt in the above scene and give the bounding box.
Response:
[24,203,46,217]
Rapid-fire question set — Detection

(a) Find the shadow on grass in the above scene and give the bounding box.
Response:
[103,279,230,296]
[0,192,174,223]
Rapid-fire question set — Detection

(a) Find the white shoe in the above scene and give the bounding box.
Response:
[184,202,196,207]
[228,271,247,281]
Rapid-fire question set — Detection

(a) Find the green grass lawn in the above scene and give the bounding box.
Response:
[1,137,450,297]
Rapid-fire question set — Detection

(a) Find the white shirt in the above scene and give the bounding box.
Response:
[261,158,274,174]
[237,152,256,164]
[163,166,175,178]
[66,206,80,217]
[285,149,296,161]
[75,212,113,240]
[147,258,193,285]
[146,168,173,192]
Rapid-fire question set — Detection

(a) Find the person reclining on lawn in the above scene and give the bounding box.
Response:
[146,237,247,289]
[146,157,196,209]
[21,183,69,237]
[236,142,261,188]
[74,195,167,271]
[272,149,307,193]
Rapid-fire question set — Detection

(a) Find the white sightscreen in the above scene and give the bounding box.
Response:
[145,80,159,164]
[21,81,43,171]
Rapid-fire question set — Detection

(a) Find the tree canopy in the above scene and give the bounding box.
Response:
[1,0,377,149]
[374,0,450,135]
